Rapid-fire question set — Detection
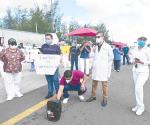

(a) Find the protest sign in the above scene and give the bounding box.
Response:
[34,54,60,75]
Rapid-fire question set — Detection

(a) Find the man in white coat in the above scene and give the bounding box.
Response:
[86,31,113,107]
[130,37,150,115]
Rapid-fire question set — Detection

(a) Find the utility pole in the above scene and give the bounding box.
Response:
[35,23,38,33]
[50,0,54,32]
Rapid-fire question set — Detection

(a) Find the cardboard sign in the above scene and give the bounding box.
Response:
[34,54,60,75]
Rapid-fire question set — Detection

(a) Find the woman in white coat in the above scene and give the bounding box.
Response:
[131,37,150,115]
[86,32,113,107]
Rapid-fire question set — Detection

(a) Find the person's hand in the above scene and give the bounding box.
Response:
[134,58,144,64]
[80,84,86,91]
[56,99,61,104]
[132,61,137,65]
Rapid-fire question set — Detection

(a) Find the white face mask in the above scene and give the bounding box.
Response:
[10,45,17,49]
[66,79,71,83]
[96,39,103,45]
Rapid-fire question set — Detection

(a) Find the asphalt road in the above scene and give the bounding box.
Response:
[1,65,150,125]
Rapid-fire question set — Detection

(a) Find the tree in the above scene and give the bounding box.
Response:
[68,19,80,32]
[14,7,30,31]
[1,0,62,34]
[3,8,17,29]
[94,23,110,43]
[29,7,50,33]
[45,0,62,32]
[67,19,81,44]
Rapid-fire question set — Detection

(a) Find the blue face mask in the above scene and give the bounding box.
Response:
[45,40,52,45]
[138,41,145,47]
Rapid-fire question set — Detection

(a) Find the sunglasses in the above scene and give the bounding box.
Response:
[96,36,103,38]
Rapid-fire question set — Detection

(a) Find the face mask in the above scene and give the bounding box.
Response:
[10,45,17,49]
[45,40,52,45]
[66,79,71,83]
[96,39,103,45]
[138,41,145,47]
[72,43,76,46]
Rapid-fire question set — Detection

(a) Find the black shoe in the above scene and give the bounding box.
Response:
[86,96,96,102]
[101,98,107,107]
[45,95,53,99]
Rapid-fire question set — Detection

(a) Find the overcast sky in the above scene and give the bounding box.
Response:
[0,0,150,44]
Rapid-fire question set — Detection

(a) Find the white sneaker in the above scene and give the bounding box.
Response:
[16,92,23,98]
[63,98,69,104]
[136,109,144,116]
[7,96,14,101]
[79,95,85,101]
[132,106,138,112]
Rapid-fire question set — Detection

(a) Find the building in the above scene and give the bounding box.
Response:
[0,28,59,46]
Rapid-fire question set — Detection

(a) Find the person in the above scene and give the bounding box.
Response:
[113,45,122,72]
[57,70,87,104]
[79,41,91,75]
[29,44,40,72]
[86,31,113,107]
[0,43,4,77]
[0,38,25,101]
[69,42,80,70]
[122,45,130,65]
[40,33,61,99]
[130,37,150,115]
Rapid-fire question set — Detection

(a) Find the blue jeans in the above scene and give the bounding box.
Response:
[114,60,121,70]
[71,56,78,70]
[45,69,59,96]
[30,62,35,71]
[123,55,130,65]
[63,84,86,98]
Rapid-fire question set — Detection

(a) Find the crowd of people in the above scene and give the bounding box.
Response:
[0,32,150,116]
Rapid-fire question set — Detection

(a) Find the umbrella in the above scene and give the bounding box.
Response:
[65,27,97,36]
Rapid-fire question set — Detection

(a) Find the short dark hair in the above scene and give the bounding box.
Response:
[137,37,147,41]
[45,33,53,39]
[8,38,17,46]
[96,31,104,36]
[64,70,72,79]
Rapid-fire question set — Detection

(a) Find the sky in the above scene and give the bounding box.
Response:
[0,0,150,45]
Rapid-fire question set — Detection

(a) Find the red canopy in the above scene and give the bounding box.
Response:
[65,27,97,36]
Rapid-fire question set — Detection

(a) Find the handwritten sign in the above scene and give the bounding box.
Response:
[34,54,60,75]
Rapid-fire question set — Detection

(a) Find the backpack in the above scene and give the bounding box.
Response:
[47,100,62,122]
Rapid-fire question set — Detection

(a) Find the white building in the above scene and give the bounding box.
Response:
[0,28,59,46]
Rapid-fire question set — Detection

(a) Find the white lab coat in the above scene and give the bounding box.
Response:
[92,42,113,81]
[130,47,150,73]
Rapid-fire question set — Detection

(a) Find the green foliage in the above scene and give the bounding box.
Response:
[1,1,110,44]
[1,0,61,34]
[93,23,110,43]
[3,9,17,29]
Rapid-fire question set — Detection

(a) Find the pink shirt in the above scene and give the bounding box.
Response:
[60,70,84,86]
